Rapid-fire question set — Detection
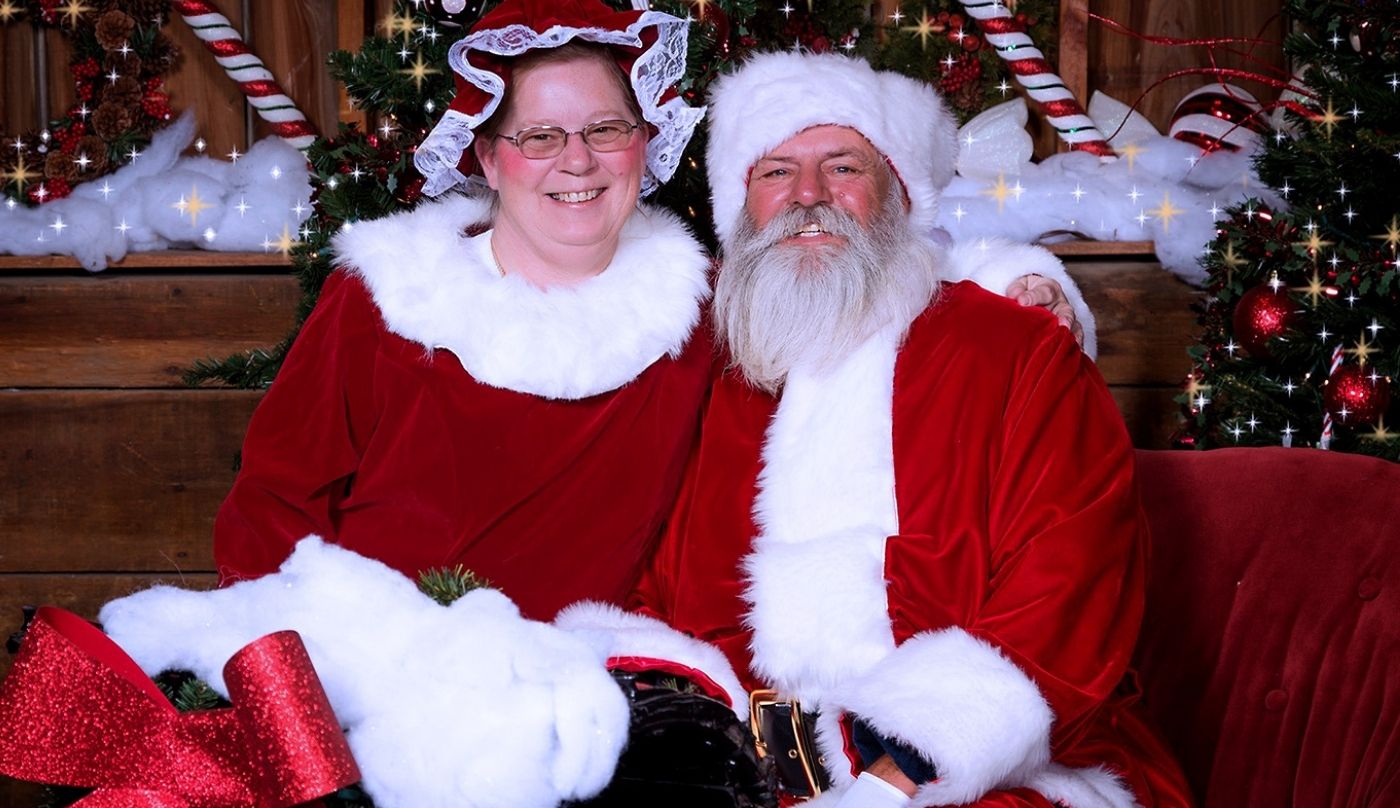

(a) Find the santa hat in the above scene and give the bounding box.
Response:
[705,51,959,250]
[414,0,704,199]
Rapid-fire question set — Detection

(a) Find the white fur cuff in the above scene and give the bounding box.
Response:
[554,601,749,717]
[942,238,1098,359]
[1026,763,1140,808]
[829,626,1053,807]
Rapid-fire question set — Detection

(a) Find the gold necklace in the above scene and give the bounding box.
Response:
[487,233,507,278]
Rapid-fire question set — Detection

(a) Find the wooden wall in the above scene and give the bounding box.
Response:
[1085,0,1286,136]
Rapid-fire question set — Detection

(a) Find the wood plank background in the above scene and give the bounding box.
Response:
[1087,0,1288,135]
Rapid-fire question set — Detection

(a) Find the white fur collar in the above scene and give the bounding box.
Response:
[742,320,906,703]
[331,194,711,400]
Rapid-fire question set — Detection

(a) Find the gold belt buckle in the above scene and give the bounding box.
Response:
[748,687,827,797]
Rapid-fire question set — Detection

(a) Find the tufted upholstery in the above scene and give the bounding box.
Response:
[1133,447,1400,807]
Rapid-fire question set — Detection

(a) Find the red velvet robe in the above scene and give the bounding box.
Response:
[214,197,713,620]
[629,281,1194,807]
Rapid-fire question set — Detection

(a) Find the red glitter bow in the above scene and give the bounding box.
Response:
[0,607,360,807]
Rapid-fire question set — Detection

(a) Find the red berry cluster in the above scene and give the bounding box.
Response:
[71,57,101,103]
[52,121,89,153]
[72,57,101,80]
[142,79,173,120]
[37,0,64,25]
[782,15,833,53]
[939,53,983,95]
[29,178,72,204]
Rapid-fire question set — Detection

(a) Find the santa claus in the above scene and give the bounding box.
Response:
[559,51,1193,808]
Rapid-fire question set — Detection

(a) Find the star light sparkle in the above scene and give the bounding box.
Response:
[1296,267,1332,308]
[903,9,942,51]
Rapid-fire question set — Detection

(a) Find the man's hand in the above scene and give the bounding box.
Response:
[1006,274,1084,348]
[860,755,918,797]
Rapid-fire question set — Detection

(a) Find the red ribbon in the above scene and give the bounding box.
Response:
[0,607,360,807]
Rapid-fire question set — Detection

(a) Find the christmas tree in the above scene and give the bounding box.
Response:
[186,0,1062,387]
[1180,0,1400,460]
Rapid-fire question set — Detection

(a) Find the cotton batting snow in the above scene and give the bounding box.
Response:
[0,111,312,271]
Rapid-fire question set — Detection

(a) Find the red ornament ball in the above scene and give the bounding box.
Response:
[397,175,425,205]
[1170,83,1268,152]
[1323,365,1392,426]
[1231,283,1298,357]
[420,0,486,28]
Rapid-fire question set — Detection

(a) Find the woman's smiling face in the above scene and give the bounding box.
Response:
[477,54,648,263]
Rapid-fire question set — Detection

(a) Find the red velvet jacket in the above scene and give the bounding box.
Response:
[627,282,1193,807]
[214,197,714,620]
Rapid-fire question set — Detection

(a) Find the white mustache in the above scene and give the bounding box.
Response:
[752,204,863,250]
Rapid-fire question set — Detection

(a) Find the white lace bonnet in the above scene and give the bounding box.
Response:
[413,0,705,198]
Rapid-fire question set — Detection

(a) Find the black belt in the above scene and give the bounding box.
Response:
[749,689,832,799]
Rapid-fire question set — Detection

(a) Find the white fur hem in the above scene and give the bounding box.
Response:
[554,601,748,717]
[1026,763,1141,808]
[830,627,1053,806]
[332,194,711,400]
[942,237,1098,359]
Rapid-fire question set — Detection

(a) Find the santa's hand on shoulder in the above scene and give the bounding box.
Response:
[941,238,1098,359]
[1006,274,1084,347]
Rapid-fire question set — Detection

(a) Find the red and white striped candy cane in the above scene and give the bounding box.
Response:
[957,0,1115,158]
[171,0,317,151]
[1319,344,1343,449]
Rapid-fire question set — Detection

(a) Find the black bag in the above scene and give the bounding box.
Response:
[574,672,777,808]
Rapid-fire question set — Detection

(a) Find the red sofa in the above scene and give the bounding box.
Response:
[1133,447,1400,806]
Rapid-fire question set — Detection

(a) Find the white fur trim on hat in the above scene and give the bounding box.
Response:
[705,51,959,250]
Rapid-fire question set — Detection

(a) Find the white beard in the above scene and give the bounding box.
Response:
[714,188,940,393]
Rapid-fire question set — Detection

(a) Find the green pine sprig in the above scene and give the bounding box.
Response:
[417,565,492,606]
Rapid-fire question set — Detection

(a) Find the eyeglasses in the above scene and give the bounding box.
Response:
[494,119,641,159]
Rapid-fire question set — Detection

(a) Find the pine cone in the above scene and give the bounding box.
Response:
[75,135,110,174]
[105,50,142,76]
[92,101,134,141]
[102,75,143,106]
[145,33,179,72]
[95,9,137,50]
[118,0,169,24]
[44,150,80,182]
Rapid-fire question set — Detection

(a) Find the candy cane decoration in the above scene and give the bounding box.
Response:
[1319,344,1344,450]
[171,0,318,151]
[957,0,1115,158]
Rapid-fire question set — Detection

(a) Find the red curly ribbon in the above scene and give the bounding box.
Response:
[0,607,359,807]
